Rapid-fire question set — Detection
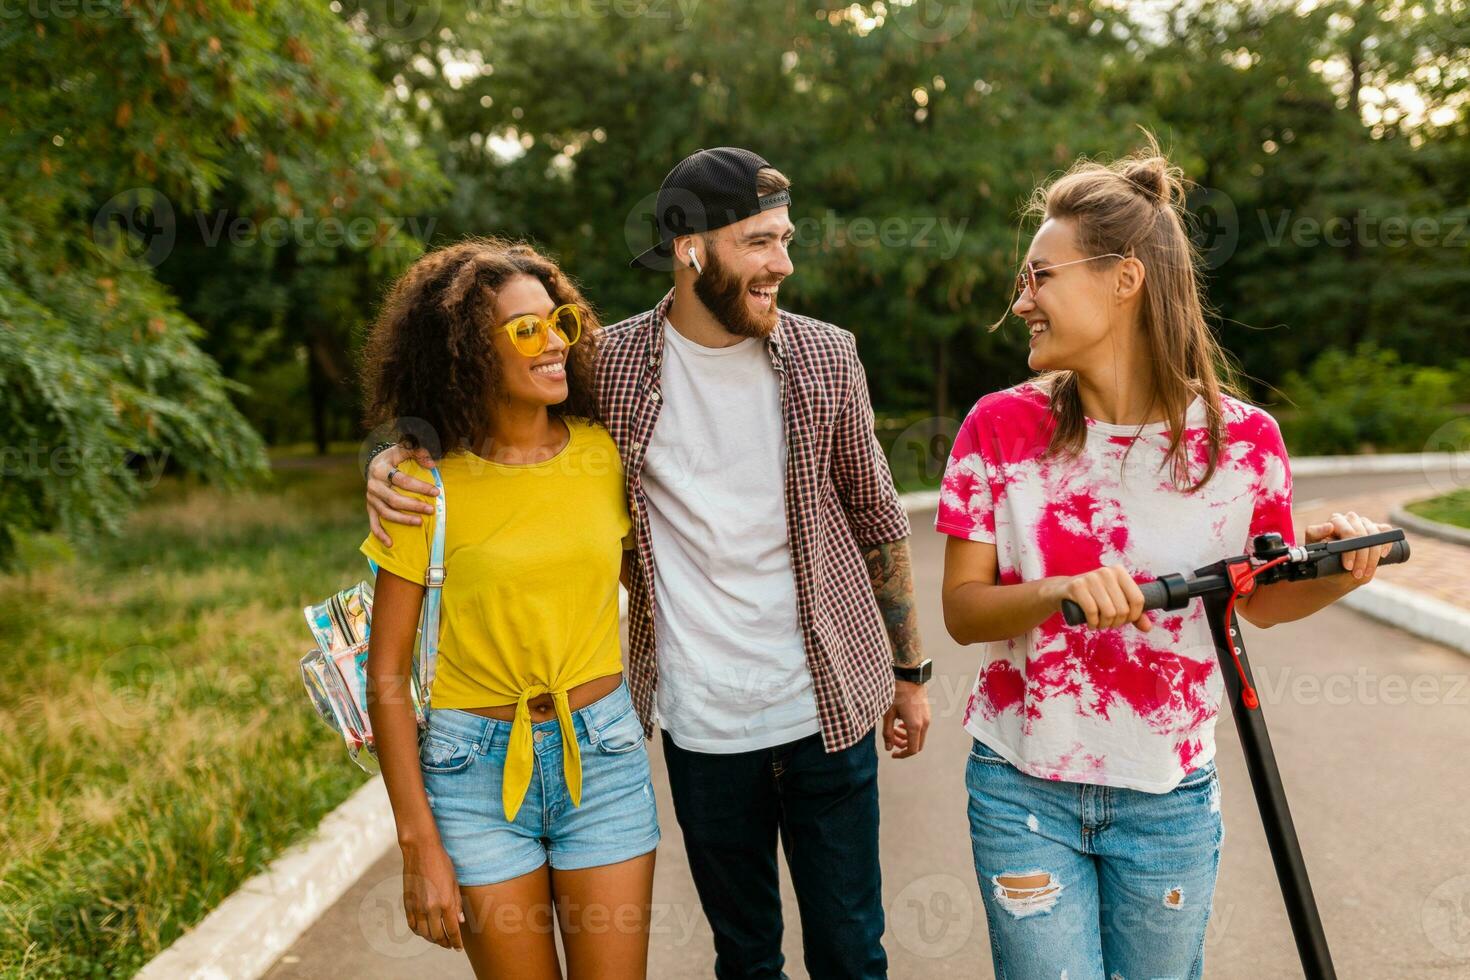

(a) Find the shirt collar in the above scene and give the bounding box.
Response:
[644,288,789,369]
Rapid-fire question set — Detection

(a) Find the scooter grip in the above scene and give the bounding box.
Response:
[1061,579,1171,627]
[1313,537,1410,577]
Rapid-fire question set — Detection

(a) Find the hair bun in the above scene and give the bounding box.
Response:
[1121,157,1173,205]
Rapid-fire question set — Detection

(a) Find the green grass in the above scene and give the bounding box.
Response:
[0,459,376,978]
[1405,488,1470,530]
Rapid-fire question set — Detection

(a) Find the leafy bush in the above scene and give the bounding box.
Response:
[0,211,269,566]
[1278,344,1470,456]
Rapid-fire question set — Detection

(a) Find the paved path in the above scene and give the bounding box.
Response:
[265,472,1470,978]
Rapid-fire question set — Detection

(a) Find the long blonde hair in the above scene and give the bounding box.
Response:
[1001,136,1242,492]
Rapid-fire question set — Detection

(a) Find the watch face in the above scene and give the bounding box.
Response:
[896,661,931,683]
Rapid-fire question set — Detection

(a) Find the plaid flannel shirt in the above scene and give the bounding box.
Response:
[596,289,911,753]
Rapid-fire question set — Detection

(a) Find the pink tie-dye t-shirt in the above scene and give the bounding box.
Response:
[935,381,1294,792]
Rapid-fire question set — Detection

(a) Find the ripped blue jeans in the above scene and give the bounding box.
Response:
[966,737,1223,980]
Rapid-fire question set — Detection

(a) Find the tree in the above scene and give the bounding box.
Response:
[0,0,445,562]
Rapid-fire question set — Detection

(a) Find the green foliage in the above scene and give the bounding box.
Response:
[0,208,266,560]
[0,0,446,565]
[1278,344,1470,454]
[350,0,1468,424]
[1124,1,1470,394]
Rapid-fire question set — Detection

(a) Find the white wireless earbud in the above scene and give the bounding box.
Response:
[687,247,703,275]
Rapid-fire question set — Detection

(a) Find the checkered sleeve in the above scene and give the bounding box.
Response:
[830,333,911,547]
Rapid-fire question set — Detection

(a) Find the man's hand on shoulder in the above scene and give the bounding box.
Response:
[366,444,441,547]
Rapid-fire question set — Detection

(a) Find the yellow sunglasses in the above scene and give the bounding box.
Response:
[500,304,583,357]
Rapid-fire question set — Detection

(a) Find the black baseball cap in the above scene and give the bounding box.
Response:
[629,147,792,271]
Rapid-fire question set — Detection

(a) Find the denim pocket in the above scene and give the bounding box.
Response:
[968,737,1011,766]
[419,730,477,773]
[1176,760,1218,790]
[595,707,645,755]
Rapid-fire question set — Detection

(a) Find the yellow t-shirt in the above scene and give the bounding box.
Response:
[360,417,633,821]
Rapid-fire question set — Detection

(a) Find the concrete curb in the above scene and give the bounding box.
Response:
[898,490,941,513]
[1338,579,1470,658]
[1389,506,1470,549]
[135,776,396,980]
[1290,452,1470,477]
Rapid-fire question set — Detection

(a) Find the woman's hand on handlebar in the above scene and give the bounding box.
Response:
[1304,511,1395,583]
[1043,566,1153,632]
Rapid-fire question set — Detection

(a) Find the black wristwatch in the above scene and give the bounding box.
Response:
[893,658,933,685]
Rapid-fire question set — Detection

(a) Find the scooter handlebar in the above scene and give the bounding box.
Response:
[1309,536,1410,578]
[1061,579,1171,627]
[1060,537,1410,627]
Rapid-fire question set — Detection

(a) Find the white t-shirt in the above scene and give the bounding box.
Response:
[643,319,821,753]
[935,381,1295,792]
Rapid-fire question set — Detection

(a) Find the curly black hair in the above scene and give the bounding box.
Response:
[360,237,601,455]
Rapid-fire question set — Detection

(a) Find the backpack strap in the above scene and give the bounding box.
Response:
[418,467,446,696]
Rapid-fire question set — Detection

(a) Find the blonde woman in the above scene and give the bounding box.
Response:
[937,140,1394,978]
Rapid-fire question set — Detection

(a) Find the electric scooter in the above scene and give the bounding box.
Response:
[1061,528,1411,980]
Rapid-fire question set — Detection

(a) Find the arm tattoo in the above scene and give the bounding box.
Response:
[862,537,923,666]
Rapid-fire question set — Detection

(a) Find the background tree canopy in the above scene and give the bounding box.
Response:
[3,0,1467,562]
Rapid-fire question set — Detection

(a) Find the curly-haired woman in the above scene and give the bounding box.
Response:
[358,238,658,979]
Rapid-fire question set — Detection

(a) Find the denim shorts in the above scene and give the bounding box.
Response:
[420,679,660,886]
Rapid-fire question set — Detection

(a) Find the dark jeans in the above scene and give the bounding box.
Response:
[661,726,887,980]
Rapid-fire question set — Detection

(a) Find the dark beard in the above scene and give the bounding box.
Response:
[692,247,778,339]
